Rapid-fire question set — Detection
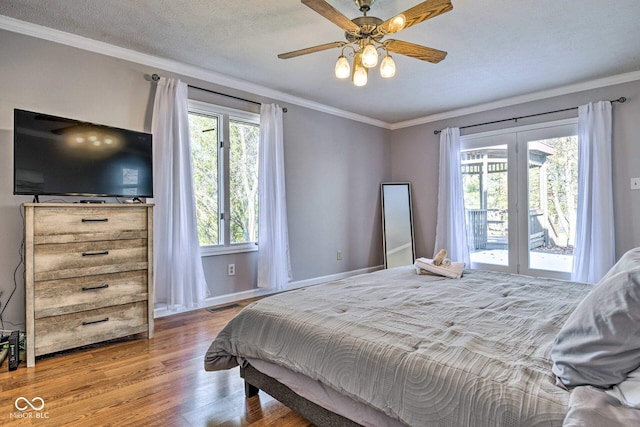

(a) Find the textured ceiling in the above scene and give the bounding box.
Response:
[1,0,640,124]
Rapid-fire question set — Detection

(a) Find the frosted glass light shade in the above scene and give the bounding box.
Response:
[388,14,406,33]
[353,65,368,86]
[361,44,378,68]
[380,55,396,78]
[335,55,351,79]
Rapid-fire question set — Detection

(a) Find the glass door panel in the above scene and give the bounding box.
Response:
[519,125,578,278]
[461,132,516,272]
[462,120,577,279]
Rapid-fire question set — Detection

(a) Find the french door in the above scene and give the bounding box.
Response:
[460,119,578,279]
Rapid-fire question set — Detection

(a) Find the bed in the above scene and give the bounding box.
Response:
[205,249,640,426]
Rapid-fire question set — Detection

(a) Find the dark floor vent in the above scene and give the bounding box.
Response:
[207,303,241,313]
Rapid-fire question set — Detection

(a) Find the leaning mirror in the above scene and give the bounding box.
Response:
[381,182,416,268]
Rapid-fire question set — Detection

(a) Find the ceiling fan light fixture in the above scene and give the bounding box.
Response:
[278,0,452,86]
[380,54,396,78]
[352,52,368,86]
[388,14,406,33]
[335,55,351,79]
[361,43,379,68]
[353,65,368,86]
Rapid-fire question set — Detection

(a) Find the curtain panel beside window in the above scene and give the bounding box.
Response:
[152,77,209,309]
[257,104,292,290]
[434,127,471,266]
[571,101,615,284]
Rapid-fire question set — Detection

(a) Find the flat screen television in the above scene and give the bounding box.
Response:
[13,109,153,199]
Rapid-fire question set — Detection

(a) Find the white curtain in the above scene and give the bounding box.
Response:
[257,104,292,290]
[571,101,615,284]
[151,77,208,309]
[434,127,471,266]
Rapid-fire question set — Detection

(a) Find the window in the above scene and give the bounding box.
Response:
[188,101,259,255]
[460,119,578,280]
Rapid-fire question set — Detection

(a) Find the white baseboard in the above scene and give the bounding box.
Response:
[153,265,384,318]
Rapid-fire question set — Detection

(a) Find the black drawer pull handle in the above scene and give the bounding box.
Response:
[81,251,109,257]
[82,283,109,292]
[81,218,109,223]
[82,318,109,326]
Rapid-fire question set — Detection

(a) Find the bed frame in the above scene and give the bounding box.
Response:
[240,364,361,427]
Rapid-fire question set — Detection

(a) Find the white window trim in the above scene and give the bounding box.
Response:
[189,100,260,257]
[200,243,258,257]
[460,117,577,143]
[189,100,259,125]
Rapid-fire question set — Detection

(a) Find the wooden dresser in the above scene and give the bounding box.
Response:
[23,203,154,367]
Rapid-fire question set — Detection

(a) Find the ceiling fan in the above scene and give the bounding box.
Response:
[278,0,453,86]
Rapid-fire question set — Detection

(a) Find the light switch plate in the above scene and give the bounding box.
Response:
[631,177,640,190]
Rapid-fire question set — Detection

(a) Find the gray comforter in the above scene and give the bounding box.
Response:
[205,266,591,426]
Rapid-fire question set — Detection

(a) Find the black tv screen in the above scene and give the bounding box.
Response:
[14,109,153,198]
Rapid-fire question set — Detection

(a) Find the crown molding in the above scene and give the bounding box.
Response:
[1,15,638,131]
[390,70,640,130]
[0,15,391,129]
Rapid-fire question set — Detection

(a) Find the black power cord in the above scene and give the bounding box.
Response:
[0,206,24,331]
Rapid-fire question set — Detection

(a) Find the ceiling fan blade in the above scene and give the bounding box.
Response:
[378,0,453,35]
[301,0,360,32]
[278,41,346,59]
[385,39,447,63]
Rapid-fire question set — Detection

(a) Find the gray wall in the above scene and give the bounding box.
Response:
[0,30,390,326]
[284,108,390,279]
[4,26,637,330]
[391,80,640,260]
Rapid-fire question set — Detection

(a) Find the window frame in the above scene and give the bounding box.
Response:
[460,117,578,279]
[188,100,260,257]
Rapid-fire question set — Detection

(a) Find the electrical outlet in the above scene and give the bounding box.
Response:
[337,250,342,261]
[228,264,235,276]
[631,177,640,190]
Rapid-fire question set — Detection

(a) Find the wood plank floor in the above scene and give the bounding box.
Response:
[0,299,314,426]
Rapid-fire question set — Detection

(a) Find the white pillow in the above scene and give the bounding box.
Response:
[600,247,640,282]
[551,247,640,388]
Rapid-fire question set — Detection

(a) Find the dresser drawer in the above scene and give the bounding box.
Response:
[34,301,148,357]
[34,270,148,318]
[33,207,148,243]
[34,239,148,281]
